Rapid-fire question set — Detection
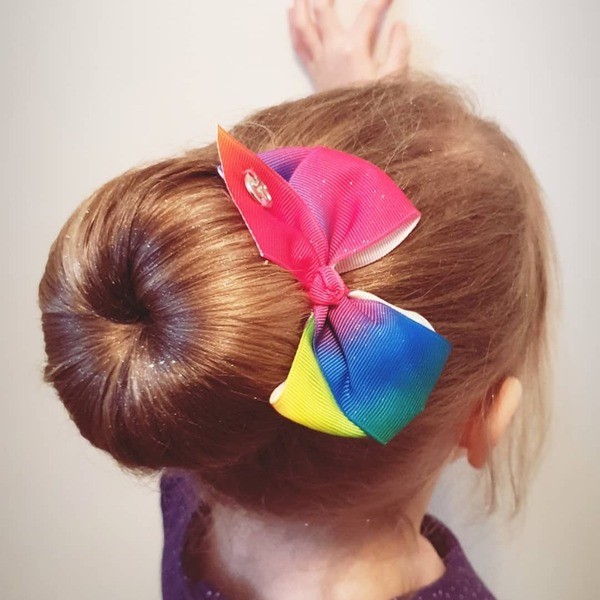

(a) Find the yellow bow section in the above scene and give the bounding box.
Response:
[269,316,365,438]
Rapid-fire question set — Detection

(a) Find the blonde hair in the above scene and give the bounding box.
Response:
[39,75,553,537]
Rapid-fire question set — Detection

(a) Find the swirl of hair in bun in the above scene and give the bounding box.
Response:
[39,148,309,472]
[39,77,553,522]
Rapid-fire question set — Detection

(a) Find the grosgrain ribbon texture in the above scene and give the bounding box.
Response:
[216,127,451,444]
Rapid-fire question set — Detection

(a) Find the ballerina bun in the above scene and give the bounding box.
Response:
[39,150,308,473]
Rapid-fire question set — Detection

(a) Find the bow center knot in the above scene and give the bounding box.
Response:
[308,265,348,306]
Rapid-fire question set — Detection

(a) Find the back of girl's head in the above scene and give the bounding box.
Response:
[38,75,553,528]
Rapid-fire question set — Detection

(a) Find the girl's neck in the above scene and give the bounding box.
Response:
[201,492,445,600]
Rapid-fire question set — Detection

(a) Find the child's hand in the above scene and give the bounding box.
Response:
[288,0,410,92]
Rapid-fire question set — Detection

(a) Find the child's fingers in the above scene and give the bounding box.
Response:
[352,0,393,51]
[379,21,410,76]
[288,8,313,66]
[290,0,321,62]
[312,0,342,40]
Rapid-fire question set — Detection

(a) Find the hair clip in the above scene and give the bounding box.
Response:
[216,126,451,444]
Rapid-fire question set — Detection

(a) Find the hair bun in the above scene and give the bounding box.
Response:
[39,160,298,472]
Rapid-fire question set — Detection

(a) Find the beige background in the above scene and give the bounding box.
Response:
[2,0,598,598]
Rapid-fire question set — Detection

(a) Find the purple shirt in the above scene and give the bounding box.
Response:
[161,470,496,600]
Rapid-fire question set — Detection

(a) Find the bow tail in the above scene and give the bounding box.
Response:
[269,314,365,438]
[271,294,451,444]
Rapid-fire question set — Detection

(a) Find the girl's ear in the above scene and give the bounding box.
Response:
[458,377,523,469]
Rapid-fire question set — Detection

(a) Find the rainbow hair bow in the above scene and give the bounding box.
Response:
[217,127,451,444]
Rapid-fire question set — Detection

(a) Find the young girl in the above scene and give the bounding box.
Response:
[38,2,553,599]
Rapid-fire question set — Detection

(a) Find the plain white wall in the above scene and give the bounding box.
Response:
[2,1,598,598]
